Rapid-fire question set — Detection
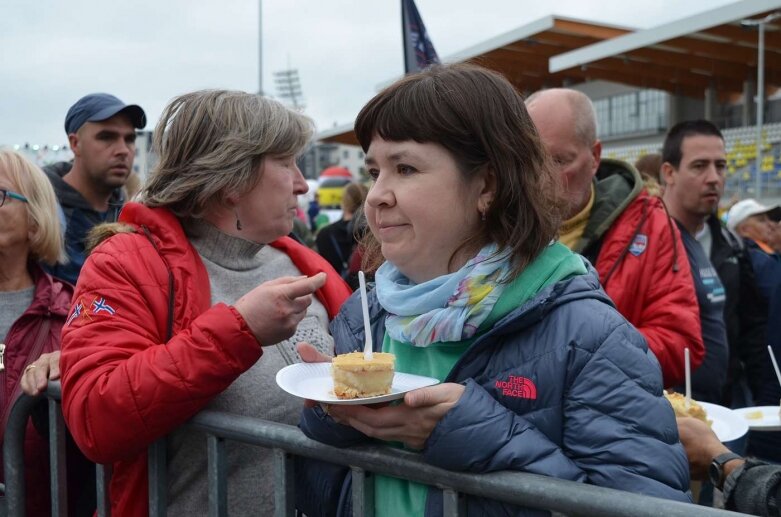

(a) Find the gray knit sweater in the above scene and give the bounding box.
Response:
[167,221,333,515]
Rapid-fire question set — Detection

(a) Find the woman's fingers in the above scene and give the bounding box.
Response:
[20,352,61,396]
[235,273,328,345]
[296,342,332,363]
[282,272,327,300]
[405,383,464,408]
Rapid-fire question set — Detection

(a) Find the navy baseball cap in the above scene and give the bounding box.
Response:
[64,93,146,134]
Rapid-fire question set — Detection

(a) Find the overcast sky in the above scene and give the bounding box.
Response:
[1,0,739,147]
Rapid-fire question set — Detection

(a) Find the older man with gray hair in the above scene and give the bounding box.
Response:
[526,88,702,389]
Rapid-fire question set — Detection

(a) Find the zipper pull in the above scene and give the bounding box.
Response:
[0,343,5,372]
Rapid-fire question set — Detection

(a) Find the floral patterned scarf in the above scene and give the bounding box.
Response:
[374,243,512,347]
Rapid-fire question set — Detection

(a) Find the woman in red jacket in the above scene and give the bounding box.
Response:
[0,150,81,516]
[59,90,352,516]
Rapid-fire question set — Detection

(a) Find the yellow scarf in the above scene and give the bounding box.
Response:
[559,183,595,250]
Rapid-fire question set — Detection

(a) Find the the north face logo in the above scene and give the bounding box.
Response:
[495,375,537,399]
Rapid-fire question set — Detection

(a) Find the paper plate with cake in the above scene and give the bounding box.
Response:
[664,391,748,443]
[276,352,440,405]
[733,406,781,431]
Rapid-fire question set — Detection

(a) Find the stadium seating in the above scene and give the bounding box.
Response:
[602,121,781,198]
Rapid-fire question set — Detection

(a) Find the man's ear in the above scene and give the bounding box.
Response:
[661,162,675,188]
[586,140,602,181]
[68,133,80,157]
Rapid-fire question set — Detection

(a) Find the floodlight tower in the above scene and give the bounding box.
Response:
[274,68,305,110]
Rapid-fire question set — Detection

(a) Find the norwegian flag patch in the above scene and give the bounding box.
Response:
[629,234,648,256]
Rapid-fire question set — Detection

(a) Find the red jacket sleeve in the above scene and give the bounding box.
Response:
[597,198,704,387]
[60,239,261,464]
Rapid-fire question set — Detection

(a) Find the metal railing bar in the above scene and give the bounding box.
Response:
[273,448,295,517]
[184,411,741,517]
[95,464,111,517]
[47,398,68,517]
[350,467,374,517]
[207,435,227,517]
[147,439,167,517]
[2,383,744,517]
[3,393,37,515]
[442,488,465,516]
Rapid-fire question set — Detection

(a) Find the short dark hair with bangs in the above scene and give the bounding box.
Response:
[355,63,562,278]
[662,120,724,169]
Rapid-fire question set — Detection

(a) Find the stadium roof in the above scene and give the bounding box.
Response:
[318,15,634,145]
[550,0,781,100]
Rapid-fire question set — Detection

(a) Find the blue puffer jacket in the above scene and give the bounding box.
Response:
[298,265,691,516]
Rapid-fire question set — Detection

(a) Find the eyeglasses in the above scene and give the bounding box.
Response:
[0,189,29,207]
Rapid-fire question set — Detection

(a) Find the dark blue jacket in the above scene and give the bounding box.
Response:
[42,162,124,285]
[743,241,781,462]
[298,266,691,516]
[705,215,768,405]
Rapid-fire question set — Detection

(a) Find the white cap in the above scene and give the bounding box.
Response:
[726,199,781,232]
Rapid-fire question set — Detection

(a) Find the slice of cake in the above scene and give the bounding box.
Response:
[332,352,395,399]
[664,391,711,426]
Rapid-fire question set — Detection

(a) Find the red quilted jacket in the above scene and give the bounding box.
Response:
[60,203,351,517]
[578,160,703,388]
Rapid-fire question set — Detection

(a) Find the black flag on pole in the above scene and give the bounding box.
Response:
[402,0,440,74]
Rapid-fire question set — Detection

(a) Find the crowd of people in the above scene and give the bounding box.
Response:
[1,62,781,516]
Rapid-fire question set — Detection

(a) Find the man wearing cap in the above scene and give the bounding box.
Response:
[728,199,781,255]
[661,120,767,407]
[44,93,146,284]
[727,199,781,463]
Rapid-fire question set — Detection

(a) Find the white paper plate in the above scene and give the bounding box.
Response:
[699,402,749,442]
[733,406,781,431]
[275,362,440,405]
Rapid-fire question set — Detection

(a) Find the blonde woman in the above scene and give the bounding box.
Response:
[59,90,352,516]
[0,150,94,516]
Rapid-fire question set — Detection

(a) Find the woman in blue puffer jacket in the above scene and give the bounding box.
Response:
[296,63,691,516]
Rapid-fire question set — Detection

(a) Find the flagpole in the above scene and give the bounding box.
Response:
[401,0,410,74]
[258,0,263,95]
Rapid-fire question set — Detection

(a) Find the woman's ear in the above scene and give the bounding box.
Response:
[477,166,497,213]
[27,214,38,242]
[223,192,240,208]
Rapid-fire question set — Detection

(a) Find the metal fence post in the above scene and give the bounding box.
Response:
[351,467,374,517]
[147,439,167,517]
[273,448,295,517]
[95,464,112,517]
[47,398,68,517]
[442,488,466,516]
[207,435,227,517]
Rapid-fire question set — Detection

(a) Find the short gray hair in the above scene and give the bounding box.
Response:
[526,88,597,147]
[142,90,314,217]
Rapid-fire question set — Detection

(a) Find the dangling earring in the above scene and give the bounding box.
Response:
[235,210,242,231]
[481,208,487,222]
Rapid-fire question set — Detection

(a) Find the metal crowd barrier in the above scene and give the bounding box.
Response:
[2,382,743,517]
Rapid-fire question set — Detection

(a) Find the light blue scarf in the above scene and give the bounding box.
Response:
[374,243,513,347]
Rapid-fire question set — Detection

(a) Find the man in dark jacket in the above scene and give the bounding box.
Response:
[526,88,702,389]
[661,120,767,406]
[726,199,781,462]
[44,93,146,284]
